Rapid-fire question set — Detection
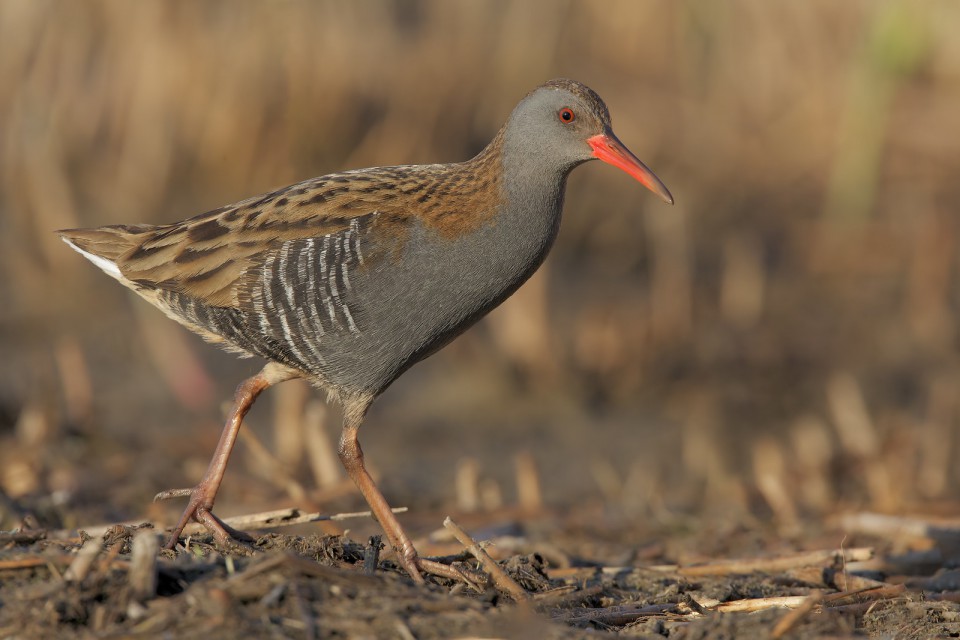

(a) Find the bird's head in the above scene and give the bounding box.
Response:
[507,79,673,204]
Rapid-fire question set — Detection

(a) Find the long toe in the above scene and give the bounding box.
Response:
[162,485,250,550]
[154,487,194,501]
[396,543,480,584]
[193,508,254,548]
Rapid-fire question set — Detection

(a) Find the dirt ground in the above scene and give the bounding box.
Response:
[2,395,960,640]
[4,2,960,638]
[3,500,960,638]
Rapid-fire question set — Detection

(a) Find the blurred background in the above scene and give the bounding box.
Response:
[1,0,959,537]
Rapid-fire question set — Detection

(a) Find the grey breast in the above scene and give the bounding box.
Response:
[247,193,562,394]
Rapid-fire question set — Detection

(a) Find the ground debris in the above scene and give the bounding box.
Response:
[2,511,960,637]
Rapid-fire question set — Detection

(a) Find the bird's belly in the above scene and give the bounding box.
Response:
[310,217,557,394]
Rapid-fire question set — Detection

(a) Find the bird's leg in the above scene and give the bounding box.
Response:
[157,362,298,550]
[337,401,467,584]
[337,419,425,584]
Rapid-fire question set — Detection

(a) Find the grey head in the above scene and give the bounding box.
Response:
[501,78,673,204]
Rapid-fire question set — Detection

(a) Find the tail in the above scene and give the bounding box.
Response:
[58,224,155,281]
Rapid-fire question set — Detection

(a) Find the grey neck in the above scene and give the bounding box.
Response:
[494,129,586,270]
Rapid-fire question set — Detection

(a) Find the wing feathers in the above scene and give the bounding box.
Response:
[59,155,504,318]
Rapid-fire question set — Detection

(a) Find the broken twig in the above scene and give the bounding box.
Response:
[443,517,529,602]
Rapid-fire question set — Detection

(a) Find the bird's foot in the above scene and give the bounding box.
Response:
[392,539,482,586]
[154,485,252,550]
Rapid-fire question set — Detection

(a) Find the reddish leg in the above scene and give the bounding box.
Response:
[157,362,297,550]
[338,397,465,583]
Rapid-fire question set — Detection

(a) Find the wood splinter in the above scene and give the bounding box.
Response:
[443,516,529,602]
[129,530,160,601]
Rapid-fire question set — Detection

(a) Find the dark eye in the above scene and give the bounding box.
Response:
[558,107,575,123]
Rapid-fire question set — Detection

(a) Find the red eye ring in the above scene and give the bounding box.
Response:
[558,107,575,123]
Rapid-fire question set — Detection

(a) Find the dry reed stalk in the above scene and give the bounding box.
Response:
[551,602,680,625]
[622,459,660,516]
[479,478,503,511]
[54,337,93,429]
[827,372,897,510]
[836,511,960,544]
[455,457,481,513]
[307,478,367,505]
[131,302,215,412]
[679,393,748,512]
[129,530,159,601]
[533,584,604,606]
[720,232,765,328]
[180,506,409,536]
[303,400,343,490]
[4,405,44,498]
[822,584,906,604]
[486,267,554,376]
[751,435,799,529]
[224,552,381,587]
[590,457,622,504]
[711,595,811,613]
[789,416,835,511]
[916,375,957,499]
[787,565,889,592]
[392,619,417,640]
[645,206,692,345]
[670,547,873,577]
[238,425,308,503]
[828,373,879,458]
[907,209,955,349]
[13,402,50,451]
[544,566,600,580]
[272,379,309,468]
[443,517,529,602]
[63,539,102,583]
[514,451,542,512]
[707,586,904,617]
[97,539,125,575]
[679,394,717,493]
[0,530,46,545]
[0,557,61,571]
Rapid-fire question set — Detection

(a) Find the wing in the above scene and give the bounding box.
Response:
[117,177,379,307]
[144,214,377,376]
[111,163,485,305]
[115,174,408,373]
[60,156,505,376]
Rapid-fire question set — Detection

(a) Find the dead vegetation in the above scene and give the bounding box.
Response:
[2,0,960,637]
[4,502,960,638]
